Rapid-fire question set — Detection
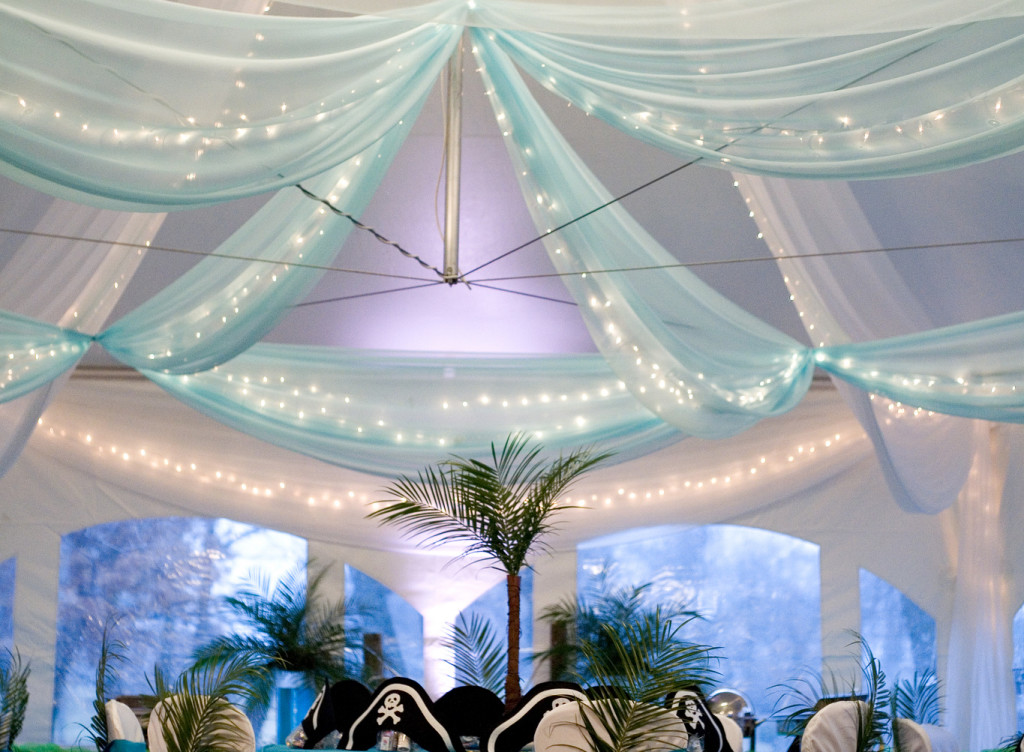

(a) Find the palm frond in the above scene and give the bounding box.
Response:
[0,647,31,750]
[537,583,699,684]
[370,434,611,575]
[441,613,507,696]
[192,561,355,721]
[569,610,719,752]
[82,617,129,751]
[772,633,890,752]
[892,670,942,726]
[152,653,268,752]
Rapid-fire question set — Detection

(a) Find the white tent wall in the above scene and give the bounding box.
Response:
[2,376,1022,746]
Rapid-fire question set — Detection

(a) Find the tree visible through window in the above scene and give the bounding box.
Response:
[344,565,424,684]
[53,517,306,746]
[0,557,14,653]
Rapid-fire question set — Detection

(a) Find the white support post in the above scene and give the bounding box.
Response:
[442,33,464,285]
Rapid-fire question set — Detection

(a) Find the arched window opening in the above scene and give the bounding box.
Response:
[53,517,306,746]
[577,524,821,752]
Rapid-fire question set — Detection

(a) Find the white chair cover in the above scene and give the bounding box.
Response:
[104,699,146,744]
[801,701,869,752]
[894,718,931,752]
[534,698,688,752]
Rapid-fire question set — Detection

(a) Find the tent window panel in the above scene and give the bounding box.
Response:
[53,517,306,747]
[859,568,937,684]
[345,565,424,685]
[1013,602,1024,733]
[578,524,821,752]
[0,557,13,653]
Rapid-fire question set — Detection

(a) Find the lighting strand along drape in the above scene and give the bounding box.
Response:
[4,0,1024,209]
[472,30,1024,431]
[2,0,1024,476]
[261,0,1024,40]
[734,175,975,513]
[487,18,1024,178]
[473,29,814,438]
[0,0,461,209]
[0,198,162,474]
[144,348,681,477]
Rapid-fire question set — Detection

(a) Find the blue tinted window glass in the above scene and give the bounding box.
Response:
[578,524,821,752]
[53,517,306,746]
[1012,602,1024,732]
[345,565,424,683]
[859,568,936,683]
[0,557,14,652]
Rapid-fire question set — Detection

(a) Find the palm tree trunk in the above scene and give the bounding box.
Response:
[505,572,521,711]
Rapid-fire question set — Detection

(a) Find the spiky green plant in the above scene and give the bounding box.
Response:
[150,653,267,752]
[369,433,612,710]
[82,618,129,751]
[892,670,942,726]
[536,582,700,684]
[570,609,719,752]
[773,634,890,752]
[192,563,358,720]
[441,613,507,696]
[0,648,30,751]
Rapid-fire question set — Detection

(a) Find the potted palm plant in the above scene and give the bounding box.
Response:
[774,633,891,752]
[369,433,611,710]
[192,563,361,741]
[568,609,720,752]
[535,581,701,685]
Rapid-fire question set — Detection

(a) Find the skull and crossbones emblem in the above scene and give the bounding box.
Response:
[377,692,405,725]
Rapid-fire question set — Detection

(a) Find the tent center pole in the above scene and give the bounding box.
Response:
[442,33,464,286]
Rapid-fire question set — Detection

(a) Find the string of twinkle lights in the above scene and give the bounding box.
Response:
[33,410,866,510]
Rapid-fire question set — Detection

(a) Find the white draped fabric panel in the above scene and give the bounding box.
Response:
[732,175,1013,747]
[732,175,975,514]
[0,201,164,474]
[945,422,1016,752]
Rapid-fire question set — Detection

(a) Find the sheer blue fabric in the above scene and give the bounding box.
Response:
[0,0,1024,476]
[488,19,1024,178]
[0,310,92,402]
[473,30,815,438]
[99,116,419,374]
[145,347,678,476]
[0,0,460,208]
[815,310,1024,422]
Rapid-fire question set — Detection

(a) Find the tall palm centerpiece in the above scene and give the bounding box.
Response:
[368,433,611,711]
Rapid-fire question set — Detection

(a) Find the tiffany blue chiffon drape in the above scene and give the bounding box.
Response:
[1,0,1024,477]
